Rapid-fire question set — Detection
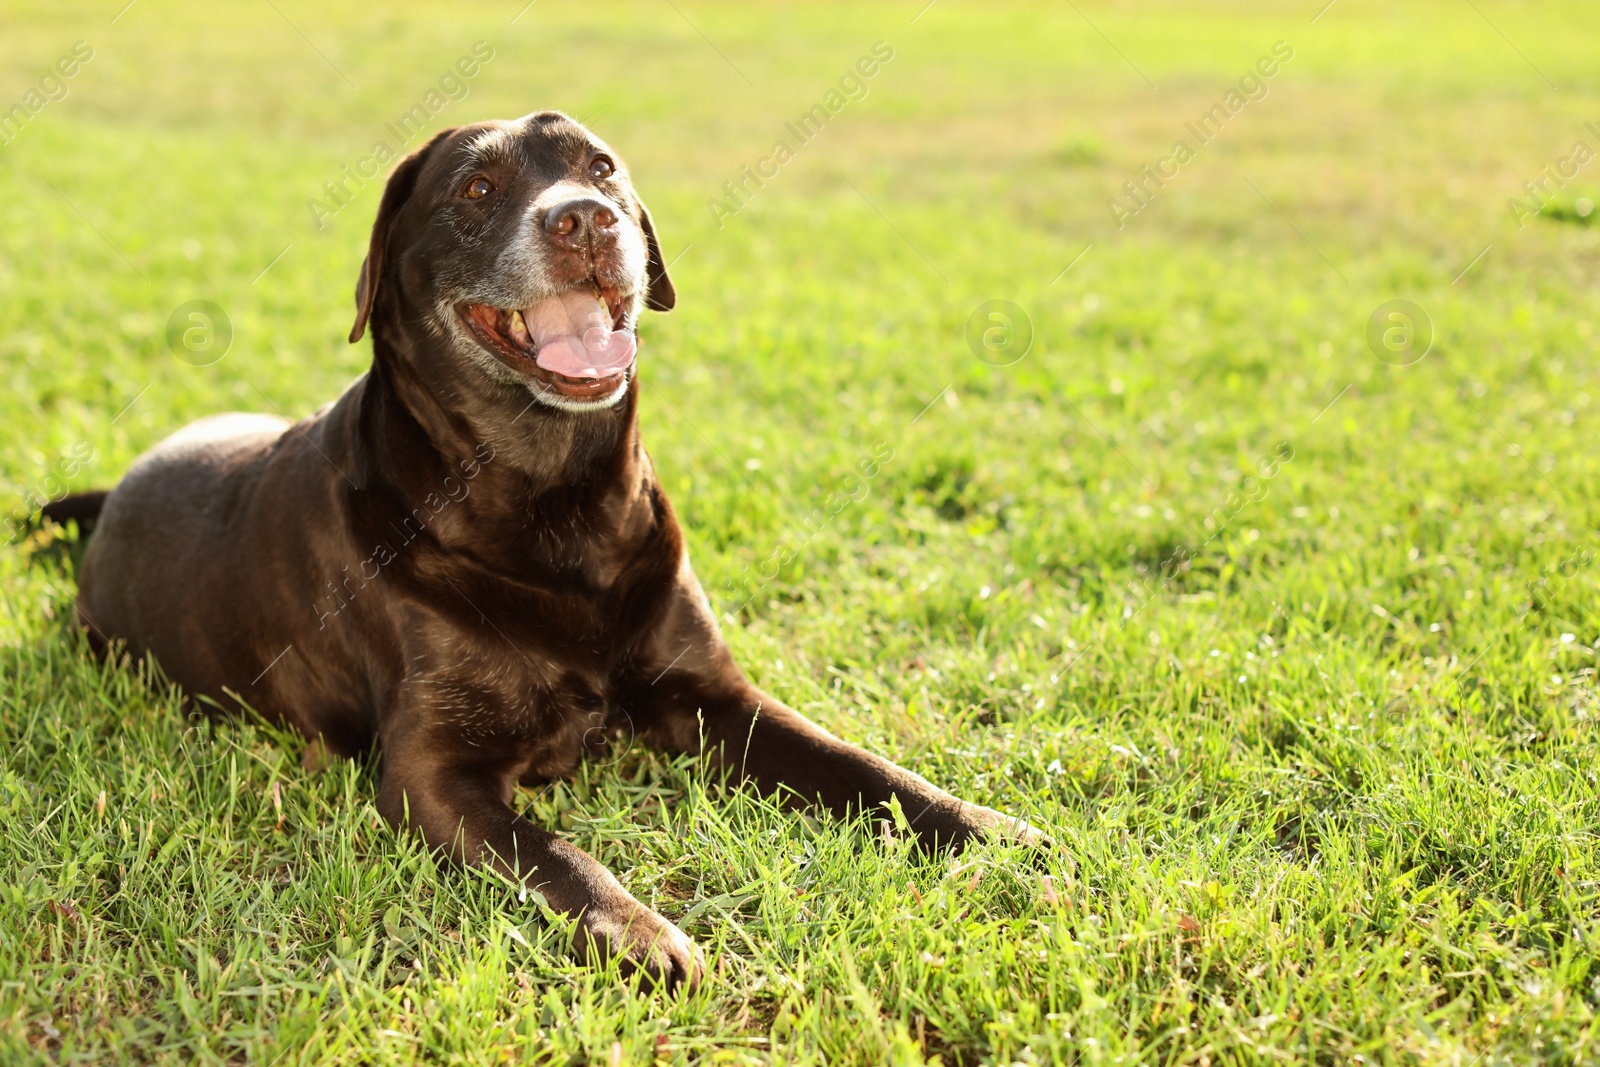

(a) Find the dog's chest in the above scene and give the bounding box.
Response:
[409,654,623,781]
[510,693,630,787]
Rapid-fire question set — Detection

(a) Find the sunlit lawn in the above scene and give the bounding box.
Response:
[2,1,1599,1062]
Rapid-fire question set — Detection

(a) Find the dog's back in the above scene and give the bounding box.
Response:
[79,413,290,657]
[71,409,382,747]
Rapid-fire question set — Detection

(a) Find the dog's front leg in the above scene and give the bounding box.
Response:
[634,604,1041,852]
[377,721,704,990]
[633,581,1042,853]
[653,679,1040,852]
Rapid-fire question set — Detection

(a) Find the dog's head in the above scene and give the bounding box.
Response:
[349,112,674,414]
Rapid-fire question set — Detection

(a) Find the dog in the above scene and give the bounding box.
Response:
[45,112,1041,990]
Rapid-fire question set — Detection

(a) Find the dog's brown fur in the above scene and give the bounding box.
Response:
[50,112,1039,990]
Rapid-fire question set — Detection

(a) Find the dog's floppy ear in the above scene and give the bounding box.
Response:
[349,128,456,344]
[637,198,676,312]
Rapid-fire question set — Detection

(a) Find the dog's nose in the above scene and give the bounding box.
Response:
[544,198,618,242]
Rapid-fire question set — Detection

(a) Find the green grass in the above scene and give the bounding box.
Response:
[3,0,1600,1062]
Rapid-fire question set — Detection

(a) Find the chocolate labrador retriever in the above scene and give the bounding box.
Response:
[47,112,1040,990]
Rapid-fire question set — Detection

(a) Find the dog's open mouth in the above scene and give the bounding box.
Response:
[459,283,635,400]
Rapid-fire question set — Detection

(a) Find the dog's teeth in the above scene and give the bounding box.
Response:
[508,309,530,342]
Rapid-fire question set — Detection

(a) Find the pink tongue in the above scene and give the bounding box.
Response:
[523,289,636,379]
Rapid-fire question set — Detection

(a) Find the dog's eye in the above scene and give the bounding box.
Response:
[460,176,494,200]
[588,156,615,180]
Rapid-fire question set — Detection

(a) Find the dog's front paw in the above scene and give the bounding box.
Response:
[962,803,1049,850]
[576,902,705,993]
[905,796,1051,854]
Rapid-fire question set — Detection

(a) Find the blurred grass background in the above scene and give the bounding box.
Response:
[2,1,1599,1063]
